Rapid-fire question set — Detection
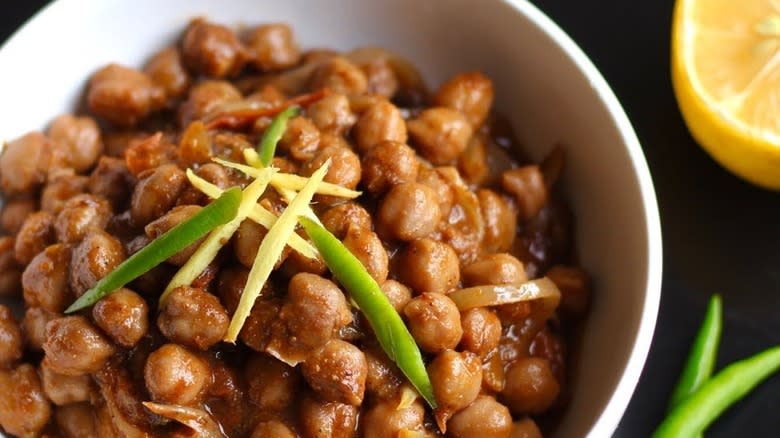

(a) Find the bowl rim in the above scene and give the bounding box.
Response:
[0,0,663,436]
[501,0,663,436]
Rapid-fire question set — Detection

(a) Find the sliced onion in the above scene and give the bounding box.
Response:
[448,277,561,313]
[142,402,226,438]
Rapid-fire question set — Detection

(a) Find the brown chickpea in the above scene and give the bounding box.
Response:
[92,288,148,348]
[145,205,204,266]
[47,114,104,172]
[14,211,55,264]
[181,18,247,78]
[42,316,115,376]
[41,173,88,214]
[462,253,527,286]
[53,193,112,244]
[39,360,92,405]
[321,202,372,238]
[245,353,300,412]
[130,163,187,226]
[158,286,229,350]
[433,72,494,128]
[546,265,591,317]
[298,391,359,438]
[342,225,388,283]
[510,418,543,438]
[55,402,97,438]
[87,156,133,210]
[364,345,404,400]
[246,23,301,71]
[0,132,53,196]
[428,350,482,413]
[87,64,165,127]
[308,56,368,95]
[22,243,71,313]
[404,293,463,354]
[178,80,243,126]
[0,199,36,234]
[502,357,560,415]
[251,420,297,438]
[0,364,51,437]
[478,189,518,253]
[144,344,210,405]
[303,339,368,406]
[240,297,282,352]
[69,229,126,297]
[460,308,502,357]
[397,238,460,294]
[361,140,420,195]
[353,100,408,153]
[360,397,426,438]
[502,165,548,221]
[447,395,513,438]
[0,237,21,298]
[0,305,23,367]
[308,93,356,135]
[380,279,413,313]
[376,182,441,242]
[22,307,58,351]
[277,116,321,162]
[407,107,473,165]
[144,46,190,101]
[301,145,362,193]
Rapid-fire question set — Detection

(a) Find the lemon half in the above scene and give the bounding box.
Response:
[672,0,780,190]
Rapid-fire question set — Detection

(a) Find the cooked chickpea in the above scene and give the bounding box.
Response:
[301,145,362,193]
[303,339,367,405]
[251,420,297,438]
[22,307,58,351]
[462,253,527,286]
[144,46,190,101]
[41,174,88,214]
[47,114,103,172]
[158,286,229,350]
[502,165,548,221]
[364,345,404,400]
[130,163,187,226]
[54,193,112,244]
[404,293,463,354]
[22,243,71,313]
[360,397,426,438]
[0,237,21,298]
[397,238,460,294]
[428,350,482,413]
[298,392,359,438]
[87,64,165,127]
[343,225,388,283]
[69,229,126,297]
[88,156,133,210]
[321,202,372,238]
[15,211,55,264]
[380,279,413,313]
[510,417,543,438]
[39,360,92,405]
[277,116,321,162]
[308,56,367,95]
[460,308,502,357]
[1,199,36,234]
[0,132,53,196]
[478,189,518,253]
[546,265,591,317]
[178,80,243,126]
[361,140,420,195]
[308,93,356,134]
[239,297,281,352]
[447,395,512,438]
[145,205,204,266]
[181,18,247,78]
[353,100,407,153]
[43,316,115,376]
[502,357,560,415]
[246,23,301,71]
[0,364,51,437]
[376,182,441,242]
[245,353,300,412]
[407,107,473,165]
[433,72,494,128]
[0,305,23,367]
[144,344,210,405]
[92,288,149,348]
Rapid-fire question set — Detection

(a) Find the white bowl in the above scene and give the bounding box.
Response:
[0,0,662,436]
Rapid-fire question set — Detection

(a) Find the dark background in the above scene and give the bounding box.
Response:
[2,1,779,436]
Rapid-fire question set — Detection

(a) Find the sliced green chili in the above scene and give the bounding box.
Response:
[298,216,437,409]
[652,345,780,438]
[65,187,242,313]
[669,294,723,409]
[257,105,299,166]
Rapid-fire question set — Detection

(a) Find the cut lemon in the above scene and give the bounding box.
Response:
[672,0,780,190]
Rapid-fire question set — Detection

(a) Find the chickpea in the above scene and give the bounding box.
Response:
[181,19,247,78]
[343,225,388,283]
[47,114,103,172]
[353,100,407,153]
[502,166,547,221]
[92,288,148,348]
[460,308,502,357]
[404,293,463,354]
[397,238,460,294]
[302,339,367,405]
[433,72,494,128]
[502,357,560,415]
[158,286,229,350]
[43,316,115,376]
[376,183,441,242]
[308,56,368,95]
[462,253,527,286]
[144,344,210,405]
[361,140,420,195]
[22,243,71,313]
[0,364,51,437]
[0,305,23,367]
[361,397,426,438]
[428,350,482,413]
[407,107,473,165]
[447,395,512,438]
[245,23,301,71]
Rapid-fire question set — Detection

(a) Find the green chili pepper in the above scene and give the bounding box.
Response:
[65,187,242,313]
[257,106,299,166]
[652,345,780,438]
[298,216,437,409]
[669,294,722,409]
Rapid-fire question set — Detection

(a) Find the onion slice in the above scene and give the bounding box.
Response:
[142,402,226,438]
[448,277,561,313]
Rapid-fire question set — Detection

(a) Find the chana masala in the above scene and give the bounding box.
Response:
[0,18,591,438]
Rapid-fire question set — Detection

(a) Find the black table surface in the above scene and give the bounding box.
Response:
[2,1,779,437]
